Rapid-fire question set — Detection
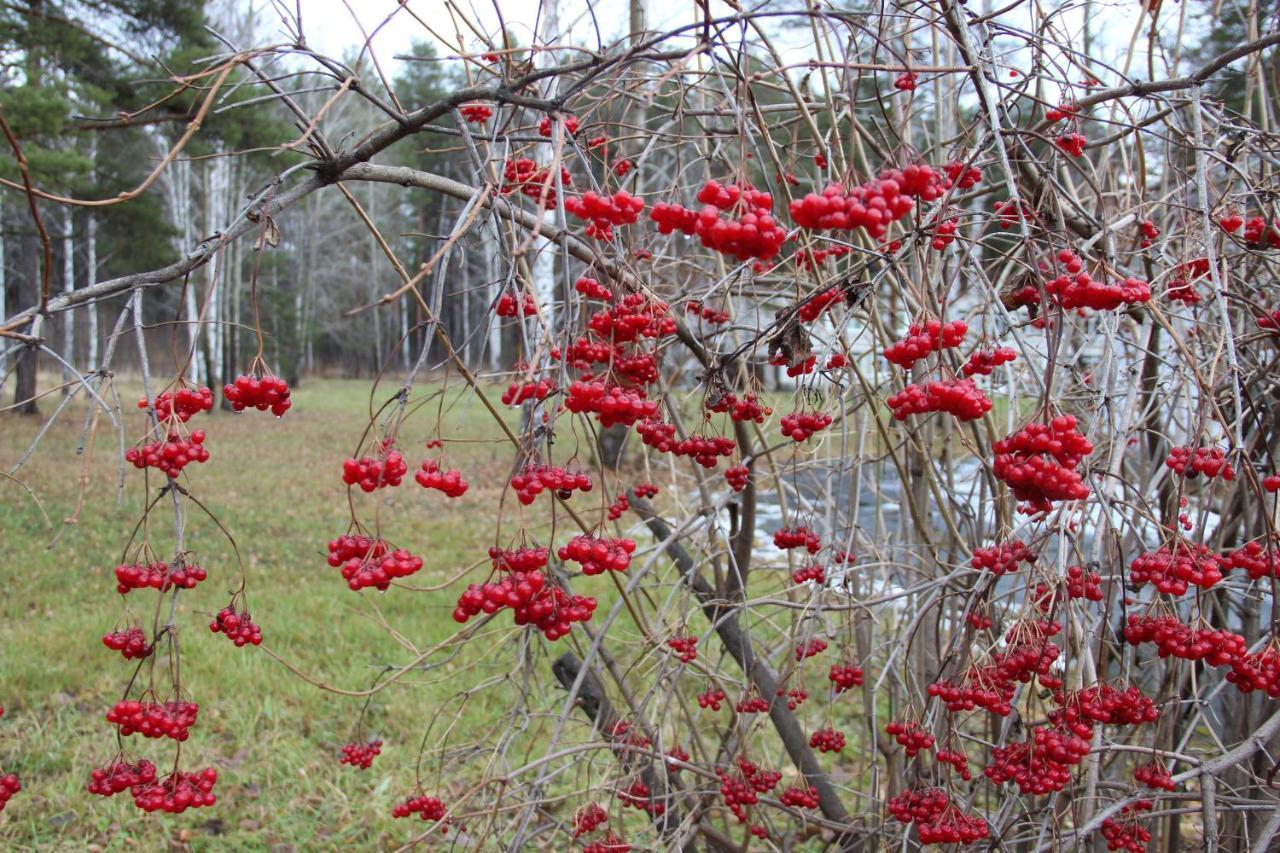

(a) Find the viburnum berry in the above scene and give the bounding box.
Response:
[885,720,934,756]
[501,378,555,406]
[966,610,993,630]
[724,465,750,491]
[887,379,992,421]
[102,626,153,660]
[538,114,579,137]
[558,535,636,575]
[829,663,864,692]
[992,415,1093,514]
[774,525,821,554]
[667,635,697,663]
[392,794,447,822]
[1055,132,1088,157]
[501,159,571,205]
[454,568,596,641]
[1100,800,1154,853]
[223,374,291,416]
[574,276,612,301]
[1134,759,1177,790]
[888,788,989,844]
[87,758,157,796]
[735,694,770,714]
[459,102,492,123]
[0,773,18,813]
[825,352,848,369]
[930,217,959,250]
[566,380,660,428]
[573,801,609,837]
[780,784,820,809]
[1219,213,1244,232]
[414,459,469,497]
[583,832,631,853]
[1050,683,1159,730]
[1243,217,1280,249]
[495,289,538,317]
[883,319,967,369]
[893,72,917,91]
[606,493,629,521]
[1124,614,1247,666]
[125,429,209,477]
[792,563,825,584]
[650,180,787,261]
[797,286,845,322]
[564,190,645,240]
[1224,540,1280,579]
[510,464,592,504]
[1045,103,1076,122]
[697,688,727,710]
[1228,646,1280,697]
[130,767,218,813]
[209,606,263,647]
[971,538,1036,575]
[936,748,971,780]
[1044,259,1152,312]
[114,560,207,594]
[1165,445,1235,480]
[929,665,1016,716]
[1129,541,1224,594]
[146,386,214,422]
[633,482,659,499]
[339,739,382,769]
[326,534,424,590]
[777,687,807,710]
[780,410,832,442]
[341,443,408,492]
[962,346,1017,376]
[106,699,199,741]
[1263,474,1280,492]
[809,727,845,752]
[620,780,665,815]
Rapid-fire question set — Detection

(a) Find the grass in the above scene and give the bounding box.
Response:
[0,376,568,851]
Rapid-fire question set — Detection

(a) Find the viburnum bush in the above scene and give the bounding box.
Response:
[7,2,1280,850]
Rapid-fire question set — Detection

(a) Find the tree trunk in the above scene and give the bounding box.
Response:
[13,230,40,414]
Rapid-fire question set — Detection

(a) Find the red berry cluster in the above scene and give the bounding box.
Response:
[1055,132,1087,157]
[102,627,153,660]
[797,286,844,322]
[650,181,787,262]
[736,695,770,714]
[209,606,262,647]
[114,560,207,594]
[582,833,631,853]
[454,571,596,641]
[885,720,934,756]
[501,378,555,405]
[414,459,469,497]
[342,445,407,491]
[558,535,636,575]
[125,430,209,477]
[667,635,697,663]
[929,666,1017,715]
[1243,216,1280,248]
[994,198,1036,228]
[1265,474,1280,492]
[1165,445,1235,480]
[106,699,199,741]
[1045,103,1077,122]
[789,165,946,239]
[966,610,992,630]
[392,794,447,821]
[1138,219,1160,248]
[779,784,819,809]
[606,493,629,521]
[1049,683,1159,729]
[495,290,539,317]
[575,276,612,300]
[773,525,821,553]
[1044,256,1152,311]
[339,740,383,769]
[992,415,1093,514]
[829,663,864,692]
[147,386,214,422]
[724,465,750,491]
[697,688,727,710]
[984,729,1080,795]
[780,410,832,442]
[792,563,825,584]
[612,158,632,177]
[1134,759,1177,790]
[888,789,989,844]
[633,482,659,498]
[684,300,731,324]
[573,802,609,837]
[223,375,291,416]
[796,638,827,660]
[0,773,18,812]
[620,780,665,816]
[538,114,579,137]
[501,159,572,204]
[1219,213,1244,232]
[326,534,424,590]
[777,687,807,710]
[587,293,676,343]
[887,379,992,421]
[459,102,491,123]
[566,380,658,427]
[1100,800,1153,853]
[943,160,983,189]
[1124,615,1247,665]
[1227,645,1280,697]
[936,748,971,780]
[1225,541,1280,579]
[893,72,917,90]
[883,319,968,369]
[809,727,845,752]
[716,758,781,822]
[511,464,592,504]
[1129,542,1224,594]
[87,758,157,796]
[930,217,959,250]
[131,767,218,813]
[962,346,1017,376]
[564,190,645,240]
[971,538,1036,575]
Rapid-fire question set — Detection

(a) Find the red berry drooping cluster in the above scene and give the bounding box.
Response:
[87,759,157,796]
[392,794,447,822]
[511,464,592,504]
[1225,541,1280,579]
[326,534,424,590]
[575,276,612,300]
[943,160,983,189]
[495,289,538,317]
[796,638,827,660]
[1100,800,1154,853]
[962,346,1017,376]
[736,695,770,714]
[971,538,1036,576]
[459,102,492,123]
[1165,445,1235,480]
[796,286,844,322]
[1129,542,1224,594]
[779,784,820,809]
[667,635,697,663]
[936,748,971,780]
[633,482,659,499]
[501,378,555,405]
[789,165,948,240]
[1243,217,1280,249]
[1044,252,1152,312]
[1134,759,1177,790]
[809,727,845,752]
[565,380,658,427]
[829,663,864,692]
[558,535,636,575]
[582,833,631,853]
[339,740,383,769]
[606,493,629,520]
[716,758,782,822]
[792,563,825,584]
[887,379,992,421]
[650,181,787,262]
[780,410,833,442]
[1228,647,1280,697]
[538,114,579,137]
[573,802,609,837]
[883,319,968,369]
[587,293,676,343]
[341,444,407,492]
[774,525,821,553]
[114,560,207,594]
[1123,615,1247,666]
[130,767,218,813]
[885,721,935,756]
[564,190,645,240]
[106,699,199,741]
[894,72,918,90]
[454,547,597,641]
[929,217,959,250]
[209,606,262,647]
[1055,132,1088,157]
[0,773,18,813]
[146,386,214,422]
[929,665,1017,716]
[992,415,1093,514]
[223,374,291,416]
[102,627,153,659]
[888,789,990,844]
[697,688,727,710]
[414,459,469,497]
[1045,103,1077,122]
[125,430,209,477]
[724,465,750,491]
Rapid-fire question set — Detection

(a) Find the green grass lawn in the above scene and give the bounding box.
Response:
[0,376,593,850]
